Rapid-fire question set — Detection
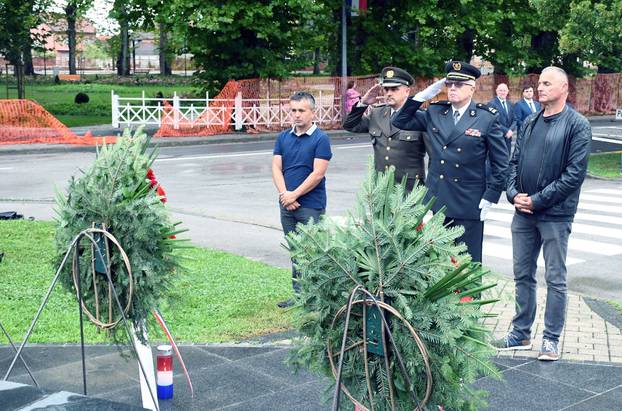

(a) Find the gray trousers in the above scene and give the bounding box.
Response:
[510,213,572,343]
[280,206,324,293]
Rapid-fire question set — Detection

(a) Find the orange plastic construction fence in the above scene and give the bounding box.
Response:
[155,79,245,137]
[0,99,115,145]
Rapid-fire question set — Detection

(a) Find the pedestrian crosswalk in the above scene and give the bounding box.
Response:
[482,185,622,267]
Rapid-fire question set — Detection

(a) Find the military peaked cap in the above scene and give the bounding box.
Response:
[444,61,481,81]
[380,67,414,87]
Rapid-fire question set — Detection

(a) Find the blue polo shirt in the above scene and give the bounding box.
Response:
[273,124,332,209]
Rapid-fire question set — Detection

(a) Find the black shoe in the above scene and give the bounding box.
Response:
[277,299,295,308]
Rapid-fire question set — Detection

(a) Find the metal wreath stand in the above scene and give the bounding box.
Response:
[328,285,434,411]
[2,227,160,411]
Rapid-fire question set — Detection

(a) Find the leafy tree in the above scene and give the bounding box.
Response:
[0,0,47,96]
[559,0,622,73]
[110,0,131,75]
[168,0,325,93]
[57,0,94,74]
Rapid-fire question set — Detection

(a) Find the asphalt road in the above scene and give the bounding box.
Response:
[0,132,621,300]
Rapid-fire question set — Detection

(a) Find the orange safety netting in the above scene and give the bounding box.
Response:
[0,99,115,145]
[155,79,244,137]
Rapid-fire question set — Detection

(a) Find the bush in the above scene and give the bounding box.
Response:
[74,92,90,104]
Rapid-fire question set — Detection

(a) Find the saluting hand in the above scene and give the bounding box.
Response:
[361,84,383,105]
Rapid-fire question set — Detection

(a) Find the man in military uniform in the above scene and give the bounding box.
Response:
[343,67,444,190]
[392,61,508,263]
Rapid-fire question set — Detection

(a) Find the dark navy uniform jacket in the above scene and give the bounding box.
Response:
[393,98,508,220]
[344,103,426,190]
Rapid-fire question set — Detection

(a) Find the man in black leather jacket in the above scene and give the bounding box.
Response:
[493,66,592,362]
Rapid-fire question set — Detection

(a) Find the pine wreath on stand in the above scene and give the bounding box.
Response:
[55,128,187,344]
[287,162,501,411]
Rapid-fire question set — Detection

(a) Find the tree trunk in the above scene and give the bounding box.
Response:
[117,15,130,75]
[66,3,77,74]
[16,60,25,99]
[313,47,321,75]
[158,21,171,75]
[23,46,35,76]
[526,32,557,74]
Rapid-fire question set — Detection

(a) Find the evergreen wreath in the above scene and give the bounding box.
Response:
[54,128,186,342]
[287,163,500,411]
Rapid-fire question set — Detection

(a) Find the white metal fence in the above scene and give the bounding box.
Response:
[111,91,342,130]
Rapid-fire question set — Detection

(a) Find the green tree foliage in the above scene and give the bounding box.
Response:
[55,129,187,342]
[167,0,325,92]
[287,164,500,410]
[559,0,622,73]
[0,0,41,65]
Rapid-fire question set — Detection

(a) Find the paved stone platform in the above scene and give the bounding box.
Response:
[1,280,620,410]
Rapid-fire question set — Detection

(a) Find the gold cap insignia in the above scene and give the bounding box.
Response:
[386,70,394,78]
[452,62,461,71]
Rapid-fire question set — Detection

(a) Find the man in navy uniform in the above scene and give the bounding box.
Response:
[488,83,516,155]
[343,67,444,190]
[392,61,508,263]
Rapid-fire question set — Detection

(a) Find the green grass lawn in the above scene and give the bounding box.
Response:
[0,220,293,344]
[610,300,622,316]
[588,151,622,178]
[7,79,198,128]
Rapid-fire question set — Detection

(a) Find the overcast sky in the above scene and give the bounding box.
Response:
[51,0,118,35]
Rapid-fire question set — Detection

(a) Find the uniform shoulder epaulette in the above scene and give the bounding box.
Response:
[430,100,451,106]
[371,102,389,108]
[476,103,498,115]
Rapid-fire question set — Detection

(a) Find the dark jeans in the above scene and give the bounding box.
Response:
[510,213,572,343]
[280,206,325,293]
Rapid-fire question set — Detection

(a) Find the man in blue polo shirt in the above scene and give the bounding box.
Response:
[272,91,332,308]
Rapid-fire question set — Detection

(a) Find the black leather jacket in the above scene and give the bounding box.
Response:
[506,107,592,219]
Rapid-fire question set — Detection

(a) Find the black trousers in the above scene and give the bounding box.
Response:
[444,217,484,263]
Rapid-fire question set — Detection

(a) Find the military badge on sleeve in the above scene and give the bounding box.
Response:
[465,128,482,137]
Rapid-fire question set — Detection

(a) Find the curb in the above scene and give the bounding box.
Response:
[586,172,622,181]
[0,130,365,156]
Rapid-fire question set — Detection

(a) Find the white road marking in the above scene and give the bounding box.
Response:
[592,136,622,144]
[482,243,584,266]
[487,211,622,239]
[334,144,370,150]
[0,167,14,171]
[493,200,622,215]
[587,188,622,196]
[578,193,621,204]
[155,143,368,163]
[155,151,273,162]
[484,224,622,255]
[491,209,622,226]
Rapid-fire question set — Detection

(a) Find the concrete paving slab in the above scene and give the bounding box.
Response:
[515,360,622,394]
[235,348,318,386]
[474,367,595,410]
[564,386,622,411]
[218,379,330,411]
[200,345,281,362]
[0,380,147,410]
